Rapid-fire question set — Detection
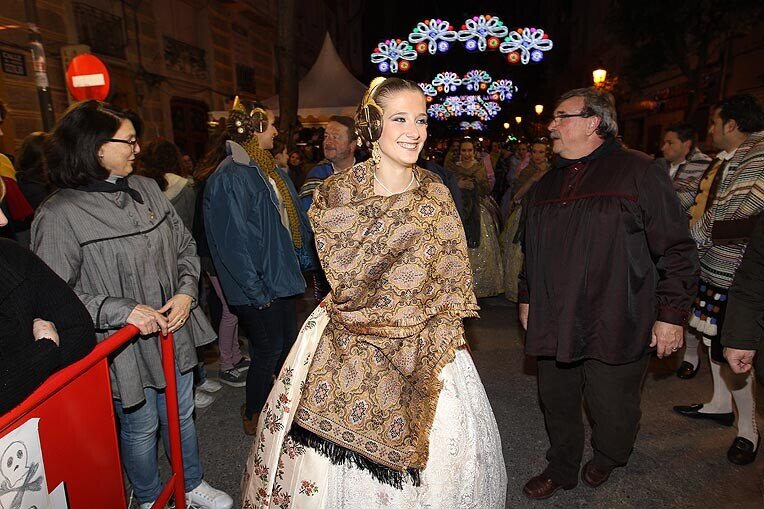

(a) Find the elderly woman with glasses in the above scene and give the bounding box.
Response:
[30,100,232,509]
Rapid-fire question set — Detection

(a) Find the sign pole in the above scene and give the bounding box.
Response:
[24,0,55,131]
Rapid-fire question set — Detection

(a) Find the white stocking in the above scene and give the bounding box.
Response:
[730,370,758,448]
[681,329,700,368]
[699,348,732,414]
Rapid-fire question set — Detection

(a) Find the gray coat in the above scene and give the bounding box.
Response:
[31,175,216,408]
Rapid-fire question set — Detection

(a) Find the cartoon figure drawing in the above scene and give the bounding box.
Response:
[0,442,43,509]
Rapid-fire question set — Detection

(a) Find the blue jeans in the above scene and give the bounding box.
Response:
[114,368,204,503]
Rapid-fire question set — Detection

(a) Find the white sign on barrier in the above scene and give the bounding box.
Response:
[0,418,50,509]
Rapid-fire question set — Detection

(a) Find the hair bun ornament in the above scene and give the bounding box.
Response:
[355,77,387,144]
[227,96,269,142]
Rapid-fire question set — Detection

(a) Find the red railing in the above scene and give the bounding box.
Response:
[0,325,186,509]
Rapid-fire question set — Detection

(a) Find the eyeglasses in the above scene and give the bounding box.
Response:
[550,112,592,123]
[104,138,139,152]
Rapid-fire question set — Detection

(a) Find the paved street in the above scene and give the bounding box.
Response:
[188,295,764,508]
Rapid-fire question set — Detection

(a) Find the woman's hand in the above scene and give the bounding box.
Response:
[158,294,193,333]
[32,318,59,346]
[127,304,169,336]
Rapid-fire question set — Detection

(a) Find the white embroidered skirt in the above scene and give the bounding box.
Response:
[241,304,507,509]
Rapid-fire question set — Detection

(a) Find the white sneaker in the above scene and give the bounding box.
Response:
[138,502,170,509]
[196,378,222,393]
[186,480,233,509]
[194,390,215,409]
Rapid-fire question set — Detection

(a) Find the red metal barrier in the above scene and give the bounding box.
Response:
[0,325,186,509]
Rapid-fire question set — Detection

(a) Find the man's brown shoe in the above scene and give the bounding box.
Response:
[522,472,576,500]
[581,461,613,488]
[241,404,260,435]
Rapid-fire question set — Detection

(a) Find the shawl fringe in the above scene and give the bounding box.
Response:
[289,424,421,489]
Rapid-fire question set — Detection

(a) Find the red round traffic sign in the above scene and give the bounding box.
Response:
[66,54,111,101]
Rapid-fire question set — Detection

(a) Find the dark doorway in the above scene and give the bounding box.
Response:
[171,97,209,161]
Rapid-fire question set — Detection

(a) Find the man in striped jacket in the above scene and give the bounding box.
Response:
[674,94,764,466]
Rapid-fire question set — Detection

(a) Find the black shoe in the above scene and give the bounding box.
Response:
[676,360,700,379]
[673,404,735,426]
[727,436,760,465]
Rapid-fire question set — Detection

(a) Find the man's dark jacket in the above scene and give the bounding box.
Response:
[722,215,764,381]
[519,137,699,364]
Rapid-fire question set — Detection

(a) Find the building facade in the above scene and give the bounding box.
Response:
[0,0,363,157]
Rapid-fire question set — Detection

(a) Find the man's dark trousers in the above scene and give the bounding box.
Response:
[537,355,651,486]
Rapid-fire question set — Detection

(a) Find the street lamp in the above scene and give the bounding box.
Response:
[503,122,510,129]
[593,68,607,88]
[515,116,522,124]
[534,104,544,115]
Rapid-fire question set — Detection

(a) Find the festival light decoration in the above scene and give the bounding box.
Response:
[457,15,508,52]
[370,38,417,73]
[460,121,485,130]
[428,95,501,122]
[486,79,517,101]
[499,27,554,65]
[408,19,457,55]
[431,72,462,93]
[462,70,492,92]
[370,15,554,73]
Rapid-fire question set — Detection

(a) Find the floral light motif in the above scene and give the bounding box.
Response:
[418,82,438,97]
[427,103,449,119]
[462,70,492,92]
[408,19,458,55]
[428,95,501,121]
[457,15,509,52]
[499,27,554,64]
[370,39,417,73]
[460,121,485,130]
[487,79,517,101]
[431,72,462,93]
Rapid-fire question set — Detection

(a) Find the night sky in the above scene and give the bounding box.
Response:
[360,1,565,137]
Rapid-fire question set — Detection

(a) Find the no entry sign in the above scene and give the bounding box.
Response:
[65,53,111,101]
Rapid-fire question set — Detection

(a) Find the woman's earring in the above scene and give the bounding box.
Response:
[371,141,382,166]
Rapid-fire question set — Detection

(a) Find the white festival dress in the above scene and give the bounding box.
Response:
[241,303,508,509]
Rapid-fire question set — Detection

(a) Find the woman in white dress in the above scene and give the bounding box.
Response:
[241,77,507,509]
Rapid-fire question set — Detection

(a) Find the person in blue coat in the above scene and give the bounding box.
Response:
[204,98,312,434]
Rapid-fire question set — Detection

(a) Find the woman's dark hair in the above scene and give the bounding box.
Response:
[44,100,136,188]
[136,137,182,192]
[193,126,230,184]
[16,132,48,186]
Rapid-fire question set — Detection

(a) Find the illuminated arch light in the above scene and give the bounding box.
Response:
[408,19,458,55]
[463,70,492,92]
[429,95,501,121]
[486,79,517,101]
[457,14,509,52]
[370,38,417,73]
[499,27,553,65]
[432,72,462,93]
[460,121,485,131]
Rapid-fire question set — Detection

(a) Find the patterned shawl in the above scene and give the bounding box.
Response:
[292,160,479,484]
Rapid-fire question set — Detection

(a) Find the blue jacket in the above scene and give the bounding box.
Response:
[299,161,334,211]
[204,141,307,307]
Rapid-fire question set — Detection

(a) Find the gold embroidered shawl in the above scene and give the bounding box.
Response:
[293,160,479,475]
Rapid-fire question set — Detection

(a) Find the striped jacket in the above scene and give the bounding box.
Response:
[691,131,764,287]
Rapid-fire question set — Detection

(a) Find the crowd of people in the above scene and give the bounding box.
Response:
[0,76,762,509]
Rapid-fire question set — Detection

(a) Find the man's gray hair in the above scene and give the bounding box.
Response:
[557,88,618,138]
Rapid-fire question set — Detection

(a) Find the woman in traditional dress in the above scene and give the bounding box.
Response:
[446,138,504,298]
[501,138,551,302]
[241,77,507,508]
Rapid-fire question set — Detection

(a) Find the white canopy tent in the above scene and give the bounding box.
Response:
[263,33,368,125]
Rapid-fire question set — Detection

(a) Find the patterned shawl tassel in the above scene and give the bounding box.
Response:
[289,424,421,489]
